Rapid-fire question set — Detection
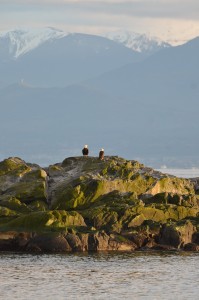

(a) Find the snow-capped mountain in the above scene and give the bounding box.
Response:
[0,27,68,59]
[0,28,171,61]
[0,31,142,88]
[105,30,171,55]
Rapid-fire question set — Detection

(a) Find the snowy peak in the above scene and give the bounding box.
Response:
[0,28,172,61]
[0,27,68,59]
[105,30,171,55]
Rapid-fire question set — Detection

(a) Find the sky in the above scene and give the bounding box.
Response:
[1,0,199,44]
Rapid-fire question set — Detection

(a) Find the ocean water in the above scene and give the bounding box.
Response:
[157,168,199,178]
[0,169,199,300]
[0,252,199,300]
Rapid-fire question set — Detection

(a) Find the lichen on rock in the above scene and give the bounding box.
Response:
[0,155,198,252]
[0,157,48,206]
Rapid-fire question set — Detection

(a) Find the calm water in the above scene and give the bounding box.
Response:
[0,252,199,300]
[157,168,199,178]
[0,169,199,300]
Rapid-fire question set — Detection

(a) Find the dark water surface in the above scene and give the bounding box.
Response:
[0,252,198,299]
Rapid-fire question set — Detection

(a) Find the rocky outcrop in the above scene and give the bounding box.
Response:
[0,158,48,207]
[0,156,199,252]
[158,220,196,248]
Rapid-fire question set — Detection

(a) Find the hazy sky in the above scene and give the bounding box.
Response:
[1,0,199,44]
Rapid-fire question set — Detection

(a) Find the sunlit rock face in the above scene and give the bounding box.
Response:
[0,156,198,252]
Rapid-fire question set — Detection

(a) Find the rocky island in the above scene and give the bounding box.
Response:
[0,156,199,253]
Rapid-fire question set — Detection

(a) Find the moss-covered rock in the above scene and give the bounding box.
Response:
[159,220,196,248]
[81,190,141,232]
[0,196,31,213]
[146,177,194,196]
[0,210,86,232]
[120,205,167,229]
[85,207,119,231]
[28,200,48,212]
[5,181,47,203]
[0,157,31,176]
[0,155,199,252]
[50,176,155,210]
[144,192,198,208]
[0,206,18,217]
[0,157,48,204]
[164,205,198,221]
[127,214,146,227]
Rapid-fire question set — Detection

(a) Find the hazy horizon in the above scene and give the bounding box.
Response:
[1,1,199,45]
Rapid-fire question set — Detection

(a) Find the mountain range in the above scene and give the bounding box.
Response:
[105,30,170,54]
[0,28,170,60]
[0,28,198,168]
[0,28,169,88]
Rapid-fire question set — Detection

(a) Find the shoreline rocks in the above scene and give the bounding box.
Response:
[0,156,199,253]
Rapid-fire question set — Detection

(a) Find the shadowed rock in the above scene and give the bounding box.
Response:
[27,233,71,253]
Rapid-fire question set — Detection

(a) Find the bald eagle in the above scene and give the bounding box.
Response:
[99,148,104,160]
[82,145,89,156]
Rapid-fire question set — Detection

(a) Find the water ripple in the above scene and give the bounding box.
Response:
[0,252,199,300]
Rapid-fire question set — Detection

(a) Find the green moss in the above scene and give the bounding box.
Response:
[49,165,63,172]
[97,190,139,208]
[82,158,105,173]
[103,159,143,180]
[50,180,86,210]
[80,190,143,232]
[129,174,155,195]
[177,206,198,219]
[47,164,64,178]
[51,174,153,210]
[84,207,119,231]
[165,207,179,221]
[0,156,198,237]
[188,207,199,217]
[22,169,47,181]
[0,210,86,232]
[6,181,47,203]
[149,177,195,195]
[0,157,31,176]
[128,214,145,227]
[141,220,161,233]
[0,206,18,217]
[0,197,31,213]
[28,200,48,212]
[101,167,108,176]
[121,205,167,229]
[176,206,189,219]
[182,195,198,207]
[164,206,199,221]
[48,210,86,228]
[140,207,166,223]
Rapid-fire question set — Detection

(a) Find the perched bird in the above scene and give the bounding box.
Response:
[99,148,104,160]
[82,145,89,156]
